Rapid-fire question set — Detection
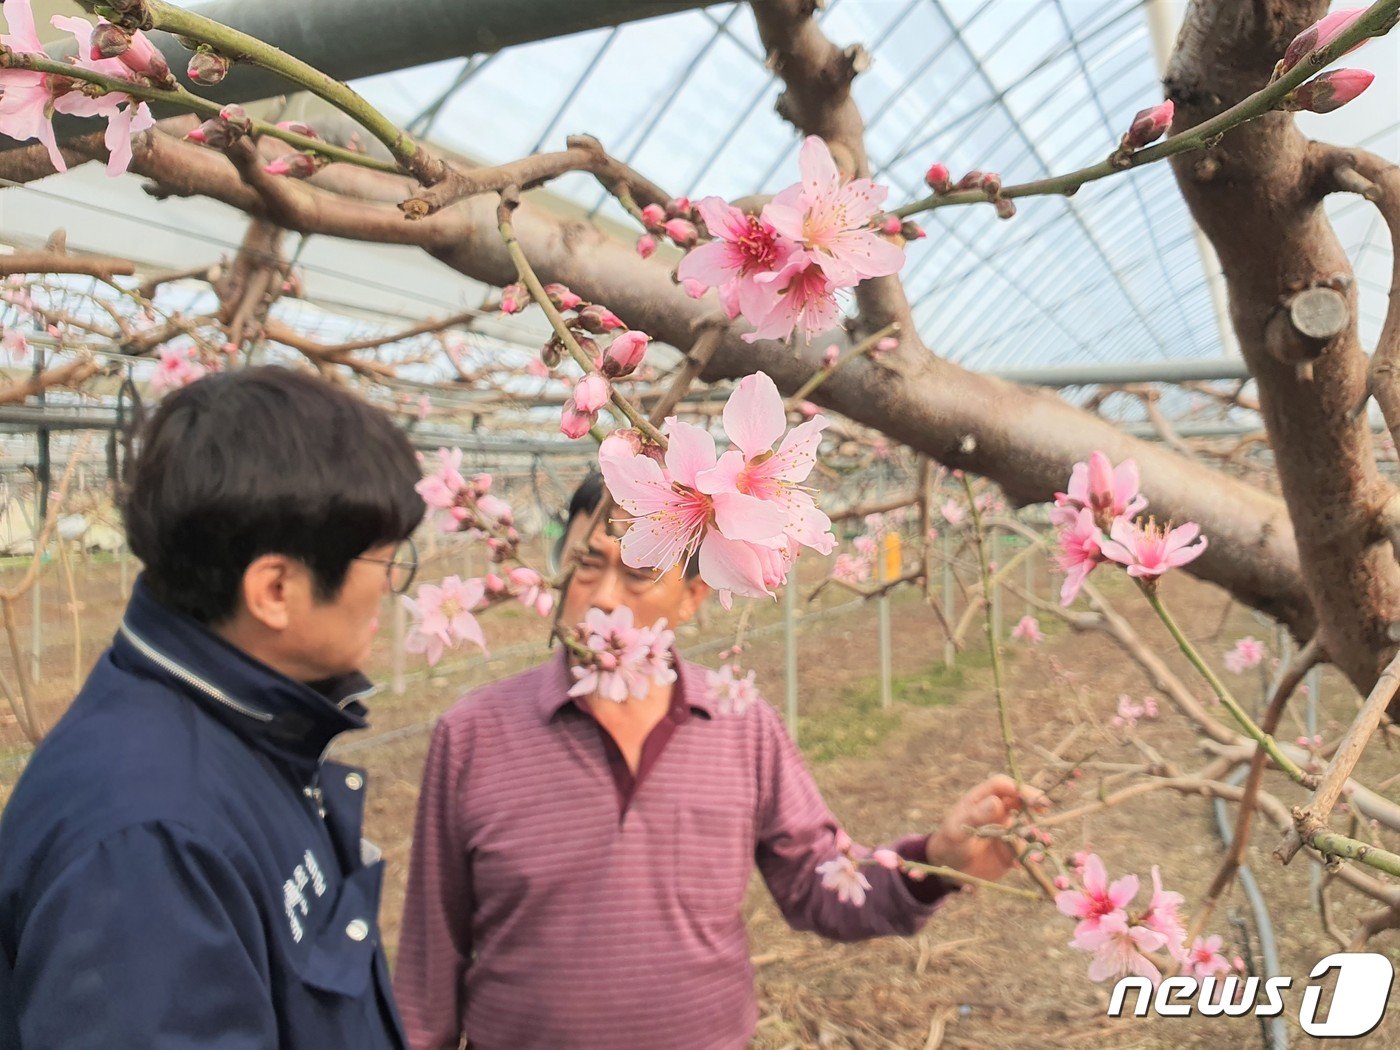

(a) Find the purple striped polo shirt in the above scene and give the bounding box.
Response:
[394,649,954,1050]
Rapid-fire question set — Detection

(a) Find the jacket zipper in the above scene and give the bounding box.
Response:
[119,622,274,723]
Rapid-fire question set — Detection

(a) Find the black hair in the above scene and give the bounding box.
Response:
[559,471,701,579]
[123,366,425,623]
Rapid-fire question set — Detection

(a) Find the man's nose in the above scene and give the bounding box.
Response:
[588,564,624,611]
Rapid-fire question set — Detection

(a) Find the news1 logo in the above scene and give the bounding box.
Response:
[1108,952,1395,1037]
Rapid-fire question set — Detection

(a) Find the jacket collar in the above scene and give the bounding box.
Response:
[114,575,375,770]
[536,645,716,723]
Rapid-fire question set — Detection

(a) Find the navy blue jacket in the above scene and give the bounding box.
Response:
[0,578,407,1049]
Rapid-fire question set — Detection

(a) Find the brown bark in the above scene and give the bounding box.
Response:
[1166,0,1400,703]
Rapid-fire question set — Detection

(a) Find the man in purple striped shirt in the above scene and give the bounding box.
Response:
[395,475,1042,1049]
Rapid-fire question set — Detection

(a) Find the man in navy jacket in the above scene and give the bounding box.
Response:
[0,367,423,1047]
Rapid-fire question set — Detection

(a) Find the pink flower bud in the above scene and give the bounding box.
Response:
[120,30,170,81]
[543,283,582,310]
[1124,100,1174,149]
[275,120,321,141]
[681,278,706,299]
[874,336,899,356]
[901,221,927,240]
[663,219,698,248]
[559,403,596,440]
[577,305,624,333]
[603,330,650,377]
[994,198,1017,220]
[500,283,526,315]
[1281,8,1368,74]
[798,401,819,418]
[880,215,902,235]
[1053,875,1070,890]
[635,234,657,259]
[572,373,611,413]
[534,592,555,617]
[91,23,131,59]
[872,849,901,870]
[979,172,1002,196]
[1289,68,1374,113]
[484,573,506,594]
[666,196,692,217]
[218,105,252,134]
[925,162,953,193]
[188,49,231,86]
[956,170,984,191]
[821,345,839,369]
[835,829,852,853]
[526,358,550,379]
[263,153,320,179]
[640,203,666,226]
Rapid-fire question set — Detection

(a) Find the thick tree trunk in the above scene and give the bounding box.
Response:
[1166,0,1400,701]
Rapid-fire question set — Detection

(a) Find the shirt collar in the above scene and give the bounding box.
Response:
[537,645,717,723]
[115,575,374,769]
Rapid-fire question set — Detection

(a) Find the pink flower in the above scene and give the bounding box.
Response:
[1179,934,1231,979]
[680,278,706,299]
[1055,853,1139,937]
[602,330,649,377]
[1056,508,1105,606]
[1289,68,1374,113]
[416,447,466,510]
[109,23,169,81]
[2,327,29,361]
[1052,451,1146,530]
[640,203,666,226]
[0,0,65,171]
[507,566,554,618]
[940,499,966,527]
[763,136,905,286]
[821,344,839,369]
[49,14,155,177]
[694,371,835,556]
[816,854,871,907]
[559,403,595,440]
[1123,100,1173,149]
[678,197,799,323]
[1112,693,1145,729]
[1140,866,1186,959]
[1011,615,1043,644]
[402,576,487,666]
[1098,518,1208,579]
[572,373,610,414]
[1224,636,1266,674]
[577,305,624,332]
[568,606,674,702]
[924,162,953,193]
[832,553,870,584]
[742,258,842,345]
[873,336,899,356]
[1281,9,1368,73]
[599,416,790,601]
[1073,912,1166,984]
[707,662,760,716]
[635,234,657,259]
[149,347,206,394]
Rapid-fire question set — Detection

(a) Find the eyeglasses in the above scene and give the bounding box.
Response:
[356,537,418,595]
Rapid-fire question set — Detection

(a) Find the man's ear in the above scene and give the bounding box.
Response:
[239,554,300,632]
[677,576,711,623]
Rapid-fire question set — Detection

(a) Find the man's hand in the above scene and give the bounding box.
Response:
[924,774,1048,883]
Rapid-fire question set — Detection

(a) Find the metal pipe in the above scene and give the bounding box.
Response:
[32,0,721,147]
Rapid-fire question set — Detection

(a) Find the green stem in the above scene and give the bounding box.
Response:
[1308,831,1400,878]
[894,0,1400,218]
[4,53,397,173]
[115,0,440,182]
[961,473,1021,789]
[496,196,667,447]
[787,321,900,405]
[1140,583,1310,785]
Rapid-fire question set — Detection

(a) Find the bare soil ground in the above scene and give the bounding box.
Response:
[4,550,1400,1048]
